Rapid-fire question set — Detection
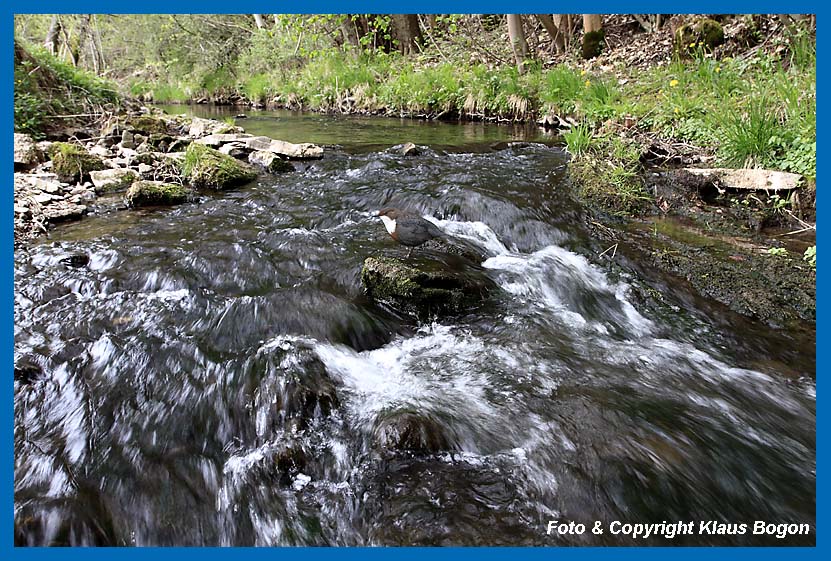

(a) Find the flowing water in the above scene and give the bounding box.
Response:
[14,108,815,546]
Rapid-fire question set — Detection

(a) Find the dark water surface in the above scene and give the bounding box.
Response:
[14,108,815,545]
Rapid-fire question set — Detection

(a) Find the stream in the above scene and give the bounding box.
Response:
[14,107,815,546]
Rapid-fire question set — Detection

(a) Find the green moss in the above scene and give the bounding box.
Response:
[182,143,258,189]
[125,180,191,206]
[49,142,106,183]
[674,18,725,57]
[128,115,171,135]
[360,256,490,318]
[582,30,605,60]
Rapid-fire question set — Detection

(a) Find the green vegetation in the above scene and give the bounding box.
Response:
[14,42,119,138]
[182,143,258,189]
[48,142,106,183]
[804,245,816,269]
[125,181,192,206]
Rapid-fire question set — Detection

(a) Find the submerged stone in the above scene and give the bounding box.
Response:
[372,411,456,455]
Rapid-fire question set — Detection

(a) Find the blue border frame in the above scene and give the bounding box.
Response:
[6,0,822,556]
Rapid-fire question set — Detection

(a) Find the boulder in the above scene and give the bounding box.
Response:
[48,142,106,184]
[121,130,136,149]
[399,142,420,156]
[248,150,295,173]
[90,168,139,194]
[244,136,324,160]
[182,143,258,189]
[127,114,173,135]
[372,411,455,455]
[361,256,495,319]
[125,180,191,207]
[14,133,45,171]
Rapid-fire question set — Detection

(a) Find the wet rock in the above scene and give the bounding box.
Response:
[182,143,258,189]
[248,150,294,173]
[244,136,324,160]
[361,256,495,318]
[90,168,139,194]
[60,253,90,268]
[48,142,106,184]
[273,445,309,487]
[399,142,420,156]
[372,411,455,454]
[14,358,42,384]
[125,180,191,207]
[14,133,45,171]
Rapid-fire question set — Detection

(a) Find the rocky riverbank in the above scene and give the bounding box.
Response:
[13,109,324,248]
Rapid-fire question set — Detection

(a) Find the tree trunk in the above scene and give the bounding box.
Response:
[44,15,61,55]
[507,14,529,73]
[581,14,604,59]
[253,14,265,29]
[340,15,361,49]
[90,15,105,74]
[391,14,423,55]
[69,15,91,67]
[536,14,566,53]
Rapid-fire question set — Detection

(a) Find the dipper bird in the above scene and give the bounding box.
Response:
[374,207,445,257]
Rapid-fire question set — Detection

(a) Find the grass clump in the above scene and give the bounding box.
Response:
[49,142,106,183]
[568,132,652,216]
[183,143,258,189]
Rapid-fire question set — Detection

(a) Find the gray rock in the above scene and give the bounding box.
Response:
[195,133,253,147]
[248,150,294,173]
[89,145,112,158]
[399,142,419,156]
[32,193,54,204]
[90,168,139,194]
[121,130,136,150]
[188,116,245,138]
[244,136,324,160]
[218,142,249,158]
[14,133,45,171]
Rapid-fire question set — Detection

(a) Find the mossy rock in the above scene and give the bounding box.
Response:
[674,17,725,57]
[125,180,191,207]
[127,115,173,135]
[361,256,494,319]
[582,29,605,59]
[147,133,175,151]
[182,143,258,189]
[48,142,106,183]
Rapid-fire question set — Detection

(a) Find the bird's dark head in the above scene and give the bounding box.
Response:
[375,207,401,219]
